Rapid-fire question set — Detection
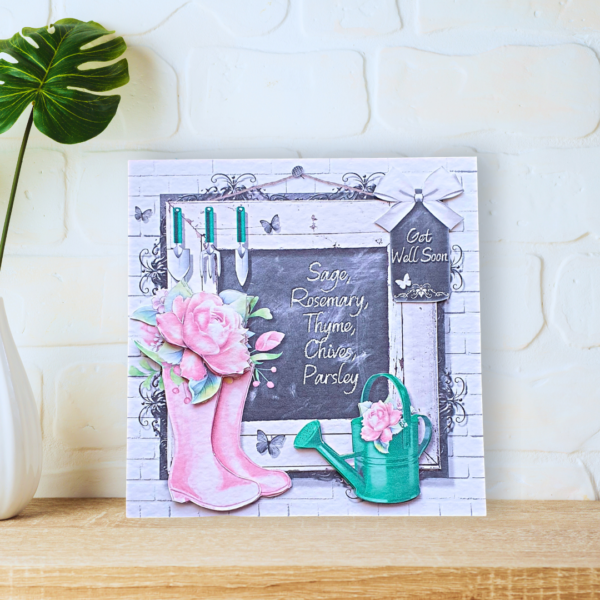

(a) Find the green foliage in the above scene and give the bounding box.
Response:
[249,307,273,320]
[131,306,157,326]
[250,352,282,363]
[134,340,161,365]
[170,367,183,386]
[0,19,129,143]
[129,357,161,391]
[189,371,222,404]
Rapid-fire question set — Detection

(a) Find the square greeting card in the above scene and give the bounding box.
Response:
[127,158,484,517]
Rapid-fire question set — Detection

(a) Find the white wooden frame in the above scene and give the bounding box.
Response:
[164,193,442,472]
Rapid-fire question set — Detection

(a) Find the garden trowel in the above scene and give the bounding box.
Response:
[235,206,248,286]
[200,206,221,293]
[168,206,190,282]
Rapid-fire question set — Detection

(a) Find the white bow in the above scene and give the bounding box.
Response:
[374,167,464,232]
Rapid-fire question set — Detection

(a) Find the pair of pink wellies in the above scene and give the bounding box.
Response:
[164,368,291,511]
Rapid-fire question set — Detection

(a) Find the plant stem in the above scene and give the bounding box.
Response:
[0,108,34,272]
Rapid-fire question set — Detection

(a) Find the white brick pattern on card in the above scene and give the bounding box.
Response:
[127,158,484,516]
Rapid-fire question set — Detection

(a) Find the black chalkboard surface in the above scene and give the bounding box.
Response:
[390,202,451,303]
[218,248,390,421]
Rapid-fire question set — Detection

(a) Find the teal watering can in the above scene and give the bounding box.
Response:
[294,373,432,504]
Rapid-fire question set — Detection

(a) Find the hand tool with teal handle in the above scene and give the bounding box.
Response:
[200,206,221,293]
[235,206,248,286]
[168,206,190,282]
[294,373,432,504]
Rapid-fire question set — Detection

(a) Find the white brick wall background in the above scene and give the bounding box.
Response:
[2,0,599,501]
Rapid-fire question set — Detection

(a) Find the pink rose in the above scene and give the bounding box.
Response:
[156,292,251,377]
[360,401,402,444]
[140,323,162,351]
[255,331,285,352]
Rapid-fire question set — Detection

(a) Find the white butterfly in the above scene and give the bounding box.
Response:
[395,273,412,290]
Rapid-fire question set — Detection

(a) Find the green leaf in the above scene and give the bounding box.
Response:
[219,290,248,320]
[158,376,164,391]
[131,305,157,326]
[250,352,282,362]
[389,423,403,436]
[157,342,183,365]
[358,401,373,416]
[134,340,161,364]
[219,289,245,305]
[142,374,153,390]
[128,366,145,377]
[248,295,259,312]
[170,367,183,386]
[164,279,193,312]
[0,19,129,143]
[374,440,390,454]
[249,307,273,320]
[189,371,222,405]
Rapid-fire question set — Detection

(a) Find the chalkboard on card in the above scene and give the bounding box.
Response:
[218,248,390,421]
[390,202,451,303]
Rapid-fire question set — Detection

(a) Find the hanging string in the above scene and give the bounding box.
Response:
[210,173,298,201]
[302,171,380,199]
[167,166,389,238]
[175,165,385,203]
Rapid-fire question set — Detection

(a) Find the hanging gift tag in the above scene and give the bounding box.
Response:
[390,197,451,303]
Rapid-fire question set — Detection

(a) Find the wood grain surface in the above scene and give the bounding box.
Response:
[1,499,599,599]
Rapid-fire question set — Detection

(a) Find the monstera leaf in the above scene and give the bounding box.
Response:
[0,19,129,271]
[0,19,129,143]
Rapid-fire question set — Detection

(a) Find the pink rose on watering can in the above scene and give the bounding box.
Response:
[360,401,402,444]
[156,292,251,379]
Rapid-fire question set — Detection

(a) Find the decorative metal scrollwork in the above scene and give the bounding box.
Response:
[309,172,385,201]
[138,373,169,479]
[439,369,467,432]
[451,244,464,291]
[206,173,258,199]
[138,374,167,437]
[395,283,447,301]
[340,172,385,197]
[139,240,167,295]
[176,171,386,204]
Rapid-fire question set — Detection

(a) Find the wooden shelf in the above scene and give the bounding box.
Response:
[1,499,599,599]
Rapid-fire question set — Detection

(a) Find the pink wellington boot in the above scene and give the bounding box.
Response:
[212,370,292,497]
[163,365,261,511]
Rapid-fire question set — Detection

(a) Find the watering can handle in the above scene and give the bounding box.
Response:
[417,414,432,458]
[360,373,412,427]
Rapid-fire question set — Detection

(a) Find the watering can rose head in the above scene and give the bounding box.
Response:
[156,292,251,378]
[360,401,403,446]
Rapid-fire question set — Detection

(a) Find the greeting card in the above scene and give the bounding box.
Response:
[127,158,484,517]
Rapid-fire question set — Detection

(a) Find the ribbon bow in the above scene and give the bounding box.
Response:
[374,167,464,232]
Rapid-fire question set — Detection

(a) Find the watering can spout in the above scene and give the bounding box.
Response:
[294,421,364,493]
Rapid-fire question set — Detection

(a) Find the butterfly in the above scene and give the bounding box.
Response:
[135,206,153,223]
[260,214,281,234]
[395,273,412,290]
[256,430,286,458]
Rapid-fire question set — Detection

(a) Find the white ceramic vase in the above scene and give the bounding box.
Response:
[0,298,42,520]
